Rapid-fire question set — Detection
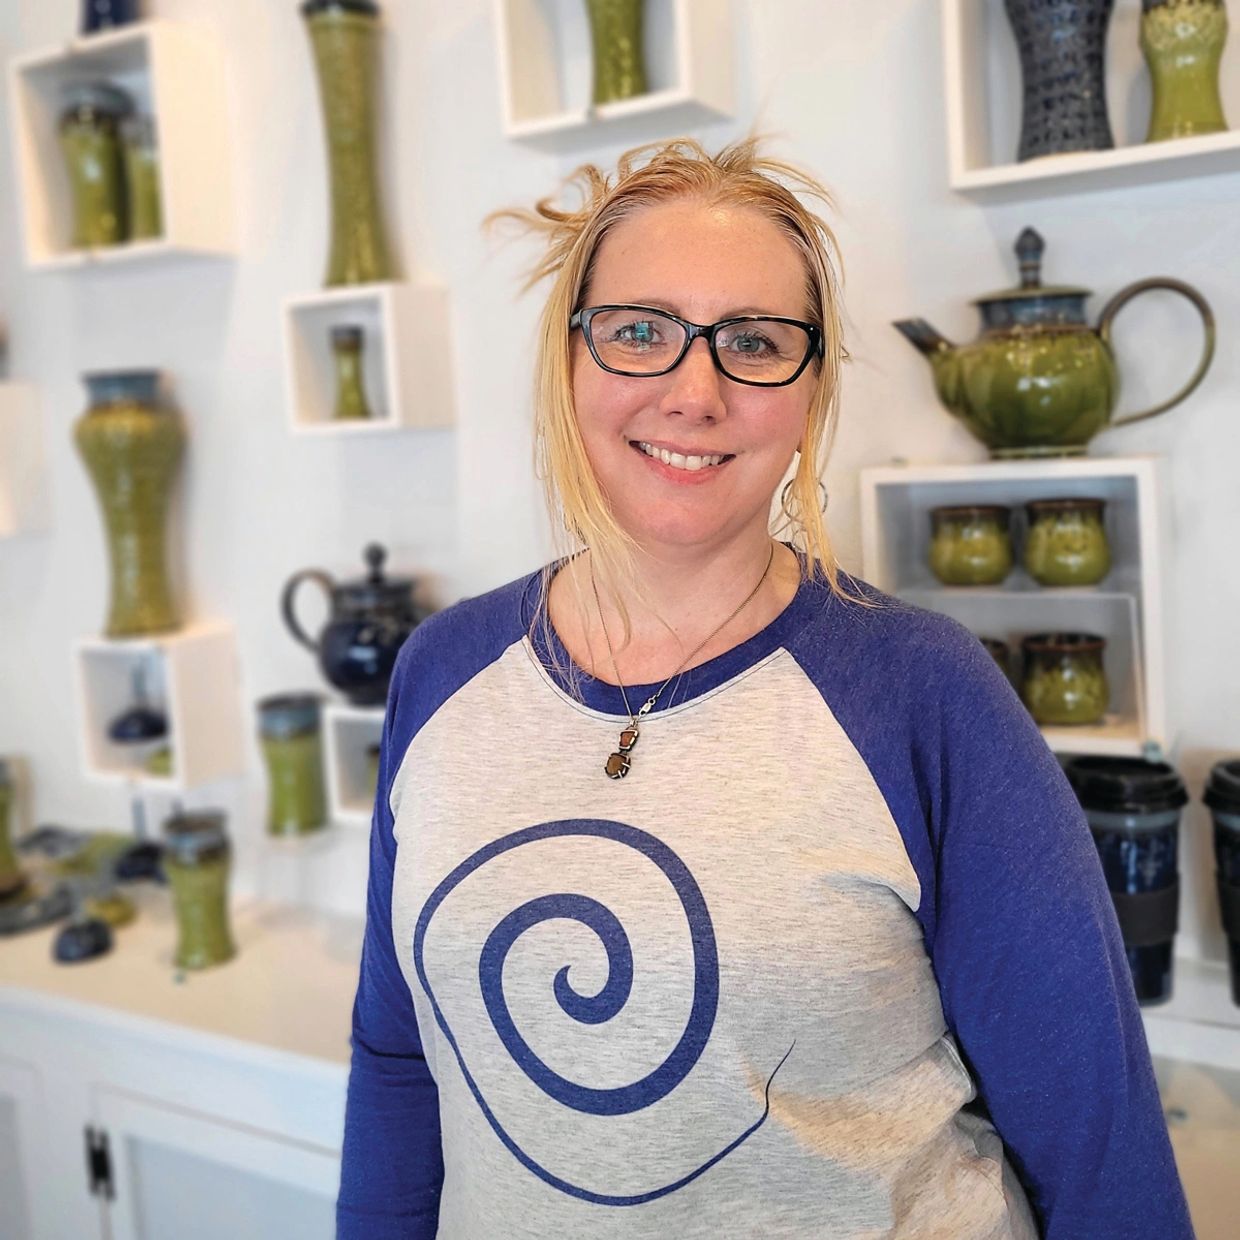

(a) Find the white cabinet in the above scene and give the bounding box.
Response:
[942,0,1240,198]
[860,455,1167,757]
[0,896,357,1240]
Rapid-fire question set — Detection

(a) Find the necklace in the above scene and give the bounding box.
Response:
[590,542,776,780]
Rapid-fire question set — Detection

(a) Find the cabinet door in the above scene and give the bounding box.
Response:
[0,1054,46,1240]
[93,1087,339,1240]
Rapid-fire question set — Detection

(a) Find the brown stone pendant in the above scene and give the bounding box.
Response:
[605,751,631,779]
[618,726,639,752]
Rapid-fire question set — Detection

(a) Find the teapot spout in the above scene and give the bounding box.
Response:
[893,318,954,357]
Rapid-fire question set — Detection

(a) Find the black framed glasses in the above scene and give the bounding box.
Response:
[569,304,823,388]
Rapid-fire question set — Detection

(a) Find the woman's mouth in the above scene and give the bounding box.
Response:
[632,441,735,473]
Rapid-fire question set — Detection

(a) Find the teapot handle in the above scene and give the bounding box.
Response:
[280,569,334,654]
[1096,277,1215,429]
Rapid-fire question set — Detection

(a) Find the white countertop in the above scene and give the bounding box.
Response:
[0,886,364,1077]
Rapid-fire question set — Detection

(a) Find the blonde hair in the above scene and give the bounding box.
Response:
[486,135,856,668]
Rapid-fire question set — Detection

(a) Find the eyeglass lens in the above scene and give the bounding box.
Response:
[585,308,812,383]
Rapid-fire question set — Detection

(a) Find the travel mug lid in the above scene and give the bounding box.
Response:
[1204,759,1240,816]
[257,692,321,739]
[1063,756,1188,815]
[162,810,229,863]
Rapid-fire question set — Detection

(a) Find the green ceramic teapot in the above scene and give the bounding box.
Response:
[894,227,1215,457]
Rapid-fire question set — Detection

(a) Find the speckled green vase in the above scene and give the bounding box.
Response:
[585,0,648,105]
[163,811,236,971]
[1021,633,1109,726]
[302,0,393,287]
[0,761,24,899]
[74,371,184,638]
[1141,0,1229,142]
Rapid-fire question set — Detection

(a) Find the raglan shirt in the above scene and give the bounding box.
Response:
[337,564,1193,1240]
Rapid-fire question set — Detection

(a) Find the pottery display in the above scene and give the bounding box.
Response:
[302,0,393,286]
[1141,0,1229,142]
[1204,758,1240,1005]
[74,371,184,637]
[331,325,374,420]
[894,227,1215,457]
[1064,755,1188,1004]
[120,114,163,241]
[1020,632,1109,725]
[81,0,140,34]
[1004,0,1115,161]
[58,82,133,248]
[1024,498,1111,586]
[282,543,424,705]
[928,505,1014,585]
[585,0,649,105]
[163,810,236,970]
[258,694,327,836]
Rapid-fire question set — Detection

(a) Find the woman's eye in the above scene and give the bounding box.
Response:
[612,320,661,346]
[728,332,776,356]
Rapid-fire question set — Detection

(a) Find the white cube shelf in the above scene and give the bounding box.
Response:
[860,455,1167,756]
[495,0,733,143]
[281,282,454,435]
[7,20,235,269]
[72,621,245,793]
[0,383,47,536]
[323,703,384,826]
[943,0,1240,198]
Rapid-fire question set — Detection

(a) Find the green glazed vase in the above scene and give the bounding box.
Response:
[302,0,393,287]
[257,694,327,836]
[74,371,184,638]
[928,505,1014,586]
[59,82,132,248]
[585,0,649,105]
[330,324,373,420]
[0,762,24,899]
[894,227,1216,457]
[163,811,236,971]
[1024,498,1111,587]
[1141,0,1229,142]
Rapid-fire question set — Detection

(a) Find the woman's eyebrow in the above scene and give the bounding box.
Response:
[613,298,788,318]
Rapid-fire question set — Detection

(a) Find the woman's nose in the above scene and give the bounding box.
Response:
[659,337,727,422]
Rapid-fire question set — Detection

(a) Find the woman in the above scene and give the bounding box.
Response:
[337,138,1191,1239]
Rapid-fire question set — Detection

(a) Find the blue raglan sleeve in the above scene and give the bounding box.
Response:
[337,640,444,1238]
[924,635,1192,1239]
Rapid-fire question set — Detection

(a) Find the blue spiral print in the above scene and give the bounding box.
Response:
[413,818,793,1206]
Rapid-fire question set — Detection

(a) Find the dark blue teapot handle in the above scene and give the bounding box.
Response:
[281,569,334,654]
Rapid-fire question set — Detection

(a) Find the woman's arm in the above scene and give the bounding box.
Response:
[337,648,444,1239]
[929,639,1193,1239]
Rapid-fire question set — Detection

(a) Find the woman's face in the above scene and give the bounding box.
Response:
[570,198,818,558]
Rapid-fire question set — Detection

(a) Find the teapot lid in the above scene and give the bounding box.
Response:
[336,543,415,608]
[972,227,1092,306]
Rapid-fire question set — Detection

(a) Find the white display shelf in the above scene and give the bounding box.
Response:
[860,456,1166,757]
[495,0,732,143]
[943,0,1240,199]
[0,382,46,536]
[280,282,454,435]
[322,703,383,826]
[72,621,245,793]
[7,20,235,269]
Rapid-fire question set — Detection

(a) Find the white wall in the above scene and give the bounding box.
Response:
[0,1,1236,964]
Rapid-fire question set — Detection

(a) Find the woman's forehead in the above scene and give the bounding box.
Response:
[587,199,807,312]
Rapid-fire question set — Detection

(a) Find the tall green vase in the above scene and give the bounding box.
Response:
[74,371,184,638]
[302,0,393,287]
[585,0,649,105]
[1141,0,1230,141]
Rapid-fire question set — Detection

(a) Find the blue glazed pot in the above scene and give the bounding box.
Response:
[1005,0,1116,161]
[81,1,140,34]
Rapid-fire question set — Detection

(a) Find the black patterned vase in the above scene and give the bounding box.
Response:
[1005,0,1116,161]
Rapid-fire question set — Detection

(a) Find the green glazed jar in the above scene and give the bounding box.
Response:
[928,505,1014,585]
[258,694,327,836]
[585,0,649,105]
[74,371,184,637]
[1141,0,1229,142]
[0,760,25,900]
[302,0,393,287]
[58,82,131,248]
[1024,497,1111,586]
[1021,632,1109,726]
[331,325,373,420]
[163,811,236,970]
[120,114,163,241]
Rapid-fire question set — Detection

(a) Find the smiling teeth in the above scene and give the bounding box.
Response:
[637,442,728,471]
